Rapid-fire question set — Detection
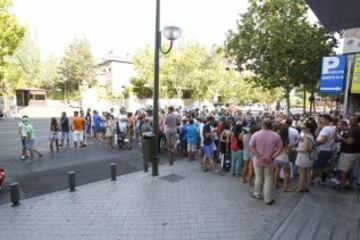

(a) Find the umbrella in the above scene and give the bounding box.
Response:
[305,0,360,32]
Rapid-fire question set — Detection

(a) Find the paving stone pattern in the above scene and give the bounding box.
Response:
[269,187,360,240]
[0,160,358,240]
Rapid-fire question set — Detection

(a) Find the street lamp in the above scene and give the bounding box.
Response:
[152,0,181,176]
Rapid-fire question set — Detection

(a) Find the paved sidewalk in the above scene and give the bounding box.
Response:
[0,160,358,240]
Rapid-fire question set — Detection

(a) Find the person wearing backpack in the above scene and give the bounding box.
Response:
[295,120,317,193]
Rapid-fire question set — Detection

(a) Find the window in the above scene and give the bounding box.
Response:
[34,94,45,100]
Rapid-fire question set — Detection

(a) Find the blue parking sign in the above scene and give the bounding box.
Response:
[320,55,346,93]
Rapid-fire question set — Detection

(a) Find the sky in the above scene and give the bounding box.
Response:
[12,0,249,60]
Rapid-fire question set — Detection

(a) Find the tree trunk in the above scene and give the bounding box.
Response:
[284,90,291,115]
[309,92,315,116]
[303,87,306,115]
[330,99,333,112]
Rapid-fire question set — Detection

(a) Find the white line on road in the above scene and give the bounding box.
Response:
[0,129,49,134]
[0,120,50,126]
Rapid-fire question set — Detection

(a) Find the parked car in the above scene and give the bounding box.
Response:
[0,166,5,190]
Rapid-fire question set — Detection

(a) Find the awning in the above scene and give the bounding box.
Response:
[305,0,360,32]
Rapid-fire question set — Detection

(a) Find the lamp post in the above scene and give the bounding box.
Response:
[152,0,181,176]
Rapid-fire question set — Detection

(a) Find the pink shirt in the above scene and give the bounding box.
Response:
[249,129,282,167]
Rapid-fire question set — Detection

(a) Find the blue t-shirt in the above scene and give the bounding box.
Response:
[187,124,198,144]
[93,114,102,127]
[179,125,188,141]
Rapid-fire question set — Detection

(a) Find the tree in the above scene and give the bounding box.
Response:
[4,29,41,90]
[39,54,61,91]
[59,38,96,100]
[130,77,153,99]
[132,43,229,101]
[0,0,25,85]
[225,0,337,114]
[131,43,284,106]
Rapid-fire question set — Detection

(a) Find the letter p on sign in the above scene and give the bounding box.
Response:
[322,57,340,74]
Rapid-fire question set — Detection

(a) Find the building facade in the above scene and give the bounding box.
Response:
[97,53,135,97]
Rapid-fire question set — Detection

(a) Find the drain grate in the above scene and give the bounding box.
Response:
[160,174,185,183]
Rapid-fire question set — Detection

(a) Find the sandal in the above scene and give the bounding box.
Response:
[295,188,304,193]
[283,189,293,193]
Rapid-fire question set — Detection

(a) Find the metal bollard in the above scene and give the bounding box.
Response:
[169,151,174,165]
[68,171,76,192]
[10,182,20,207]
[110,163,116,181]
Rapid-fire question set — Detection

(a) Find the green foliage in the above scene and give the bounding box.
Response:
[131,77,153,99]
[225,0,338,113]
[0,0,25,83]
[39,54,61,90]
[131,43,283,105]
[59,38,96,99]
[4,29,41,91]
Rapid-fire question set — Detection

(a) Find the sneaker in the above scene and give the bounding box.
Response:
[318,180,327,187]
[251,193,261,200]
[266,200,275,205]
[330,178,340,185]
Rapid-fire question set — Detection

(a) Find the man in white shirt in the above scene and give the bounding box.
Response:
[285,118,300,166]
[312,114,335,186]
[18,116,28,160]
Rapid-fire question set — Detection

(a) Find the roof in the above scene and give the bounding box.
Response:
[15,88,47,91]
[306,0,360,32]
[97,57,133,67]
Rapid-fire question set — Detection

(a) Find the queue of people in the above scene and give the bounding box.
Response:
[17,105,360,206]
[161,107,360,205]
[18,107,138,159]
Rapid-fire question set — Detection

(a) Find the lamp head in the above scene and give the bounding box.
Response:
[163,26,182,41]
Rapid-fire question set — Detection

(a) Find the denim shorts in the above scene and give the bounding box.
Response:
[203,144,213,158]
[26,139,34,150]
[243,151,254,161]
[313,150,333,170]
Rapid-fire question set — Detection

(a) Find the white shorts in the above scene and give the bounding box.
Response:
[338,153,360,172]
[187,143,197,152]
[49,132,59,140]
[73,131,84,142]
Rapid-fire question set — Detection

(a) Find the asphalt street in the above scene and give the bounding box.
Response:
[0,117,170,206]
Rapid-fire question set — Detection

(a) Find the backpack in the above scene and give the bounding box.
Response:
[222,153,231,171]
[307,136,317,161]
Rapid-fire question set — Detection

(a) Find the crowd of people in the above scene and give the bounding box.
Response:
[17,105,360,205]
[18,107,137,159]
[160,107,360,205]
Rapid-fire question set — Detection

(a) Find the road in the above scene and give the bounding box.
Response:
[0,117,170,206]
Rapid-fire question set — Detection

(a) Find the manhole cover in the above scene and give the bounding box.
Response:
[160,174,185,183]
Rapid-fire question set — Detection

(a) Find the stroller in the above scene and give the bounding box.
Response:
[0,166,5,190]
